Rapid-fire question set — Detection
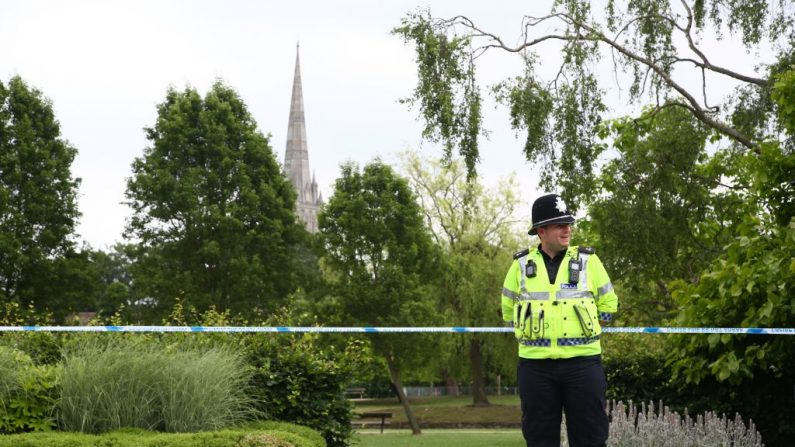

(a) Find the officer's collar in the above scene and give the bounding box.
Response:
[537,245,570,261]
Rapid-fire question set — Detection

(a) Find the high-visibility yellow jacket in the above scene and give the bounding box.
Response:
[501,245,618,359]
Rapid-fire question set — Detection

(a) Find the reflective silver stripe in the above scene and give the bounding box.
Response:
[518,252,548,301]
[517,256,528,294]
[557,335,600,346]
[520,292,550,301]
[556,290,594,299]
[502,287,519,300]
[597,282,614,296]
[532,215,574,227]
[578,252,590,292]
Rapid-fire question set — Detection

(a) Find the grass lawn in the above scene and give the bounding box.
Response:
[353,395,521,426]
[355,429,525,447]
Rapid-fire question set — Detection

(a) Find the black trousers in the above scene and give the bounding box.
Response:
[518,355,608,447]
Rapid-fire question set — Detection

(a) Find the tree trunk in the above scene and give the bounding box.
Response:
[469,337,490,407]
[386,357,422,435]
[443,370,460,396]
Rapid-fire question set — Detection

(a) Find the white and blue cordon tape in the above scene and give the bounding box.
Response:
[0,326,792,334]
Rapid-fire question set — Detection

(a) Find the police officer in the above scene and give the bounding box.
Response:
[501,193,618,447]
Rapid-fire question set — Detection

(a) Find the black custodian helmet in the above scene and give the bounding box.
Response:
[528,194,575,235]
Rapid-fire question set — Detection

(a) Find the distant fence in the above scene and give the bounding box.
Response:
[402,386,519,397]
[0,326,793,334]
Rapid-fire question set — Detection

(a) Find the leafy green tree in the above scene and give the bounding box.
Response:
[32,248,101,321]
[580,107,744,324]
[0,76,81,316]
[124,81,305,319]
[82,244,135,317]
[668,205,793,385]
[663,72,795,445]
[400,150,521,406]
[575,82,793,443]
[394,1,792,204]
[666,176,794,445]
[318,161,440,435]
[396,4,794,443]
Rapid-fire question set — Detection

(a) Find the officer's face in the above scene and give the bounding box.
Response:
[538,223,572,253]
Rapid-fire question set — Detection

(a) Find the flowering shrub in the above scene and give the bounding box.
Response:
[606,400,763,446]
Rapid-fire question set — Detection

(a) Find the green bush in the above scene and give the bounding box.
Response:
[58,337,253,433]
[246,334,353,447]
[0,332,62,365]
[602,334,676,404]
[0,346,58,433]
[0,423,322,446]
[667,216,795,446]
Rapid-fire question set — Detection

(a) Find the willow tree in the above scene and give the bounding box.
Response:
[394,0,792,206]
[400,150,521,406]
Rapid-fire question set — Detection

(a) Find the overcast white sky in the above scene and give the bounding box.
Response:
[1,0,771,249]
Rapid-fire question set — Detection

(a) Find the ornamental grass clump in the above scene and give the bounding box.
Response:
[58,337,253,433]
[607,400,763,446]
[0,346,20,405]
[159,347,253,432]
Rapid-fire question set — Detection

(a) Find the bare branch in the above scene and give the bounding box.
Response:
[700,67,719,112]
[677,0,767,85]
[638,101,694,122]
[640,64,653,97]
[477,34,580,54]
[614,13,686,40]
[564,14,757,150]
[679,0,710,64]
[436,9,763,150]
[669,56,707,65]
[551,61,568,90]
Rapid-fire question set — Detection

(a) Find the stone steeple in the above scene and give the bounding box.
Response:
[284,43,322,233]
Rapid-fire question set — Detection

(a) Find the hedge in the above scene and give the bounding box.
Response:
[0,423,324,447]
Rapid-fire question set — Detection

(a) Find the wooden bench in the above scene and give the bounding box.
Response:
[344,387,366,399]
[353,411,392,433]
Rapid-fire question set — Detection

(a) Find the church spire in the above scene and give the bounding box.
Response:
[284,43,321,233]
[285,43,310,189]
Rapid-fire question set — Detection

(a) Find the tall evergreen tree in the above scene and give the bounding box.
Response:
[125,81,305,318]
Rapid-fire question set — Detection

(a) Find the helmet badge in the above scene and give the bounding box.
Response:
[555,197,567,213]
